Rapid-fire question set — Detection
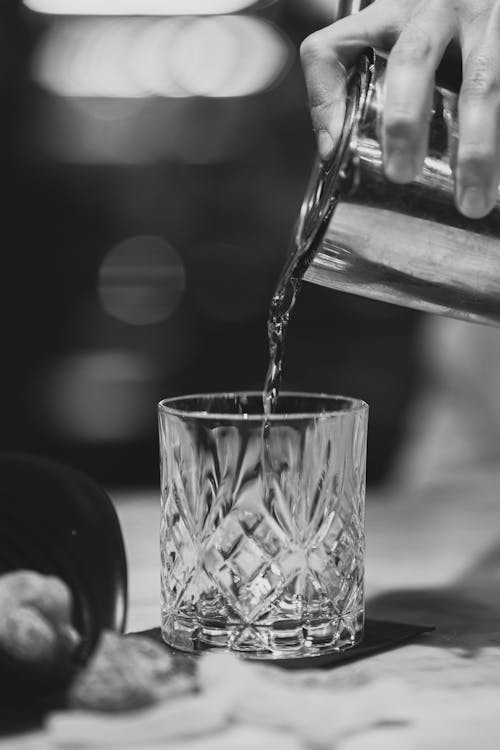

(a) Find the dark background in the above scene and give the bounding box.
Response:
[1,0,422,487]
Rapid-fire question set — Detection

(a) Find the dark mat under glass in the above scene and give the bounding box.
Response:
[135,618,434,671]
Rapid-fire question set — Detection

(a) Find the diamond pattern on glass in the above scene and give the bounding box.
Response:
[160,396,366,657]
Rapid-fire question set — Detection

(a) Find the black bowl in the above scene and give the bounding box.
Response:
[0,453,128,658]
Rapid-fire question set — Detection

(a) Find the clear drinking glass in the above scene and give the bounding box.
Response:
[159,392,368,659]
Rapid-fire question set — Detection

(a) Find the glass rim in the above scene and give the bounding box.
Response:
[158,390,368,421]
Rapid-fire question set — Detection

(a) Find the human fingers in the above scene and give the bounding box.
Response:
[382,1,455,183]
[456,2,500,218]
[300,1,404,161]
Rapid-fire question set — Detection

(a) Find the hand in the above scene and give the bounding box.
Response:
[300,0,500,218]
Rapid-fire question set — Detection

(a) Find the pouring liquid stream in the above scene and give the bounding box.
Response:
[262,194,340,421]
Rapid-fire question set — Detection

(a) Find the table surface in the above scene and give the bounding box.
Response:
[5,468,500,749]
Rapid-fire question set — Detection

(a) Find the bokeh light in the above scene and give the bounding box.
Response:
[44,351,156,441]
[32,16,292,99]
[98,236,186,325]
[168,16,291,97]
[130,18,192,98]
[34,18,153,98]
[24,0,263,15]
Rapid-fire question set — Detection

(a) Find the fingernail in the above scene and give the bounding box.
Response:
[458,186,488,218]
[318,131,334,161]
[384,148,416,184]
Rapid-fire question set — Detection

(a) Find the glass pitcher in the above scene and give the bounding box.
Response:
[300,48,500,326]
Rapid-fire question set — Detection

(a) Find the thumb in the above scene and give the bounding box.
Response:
[300,3,401,160]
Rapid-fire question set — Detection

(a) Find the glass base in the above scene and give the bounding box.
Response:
[161,608,364,659]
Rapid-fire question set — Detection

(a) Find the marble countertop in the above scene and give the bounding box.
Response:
[4,468,500,749]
